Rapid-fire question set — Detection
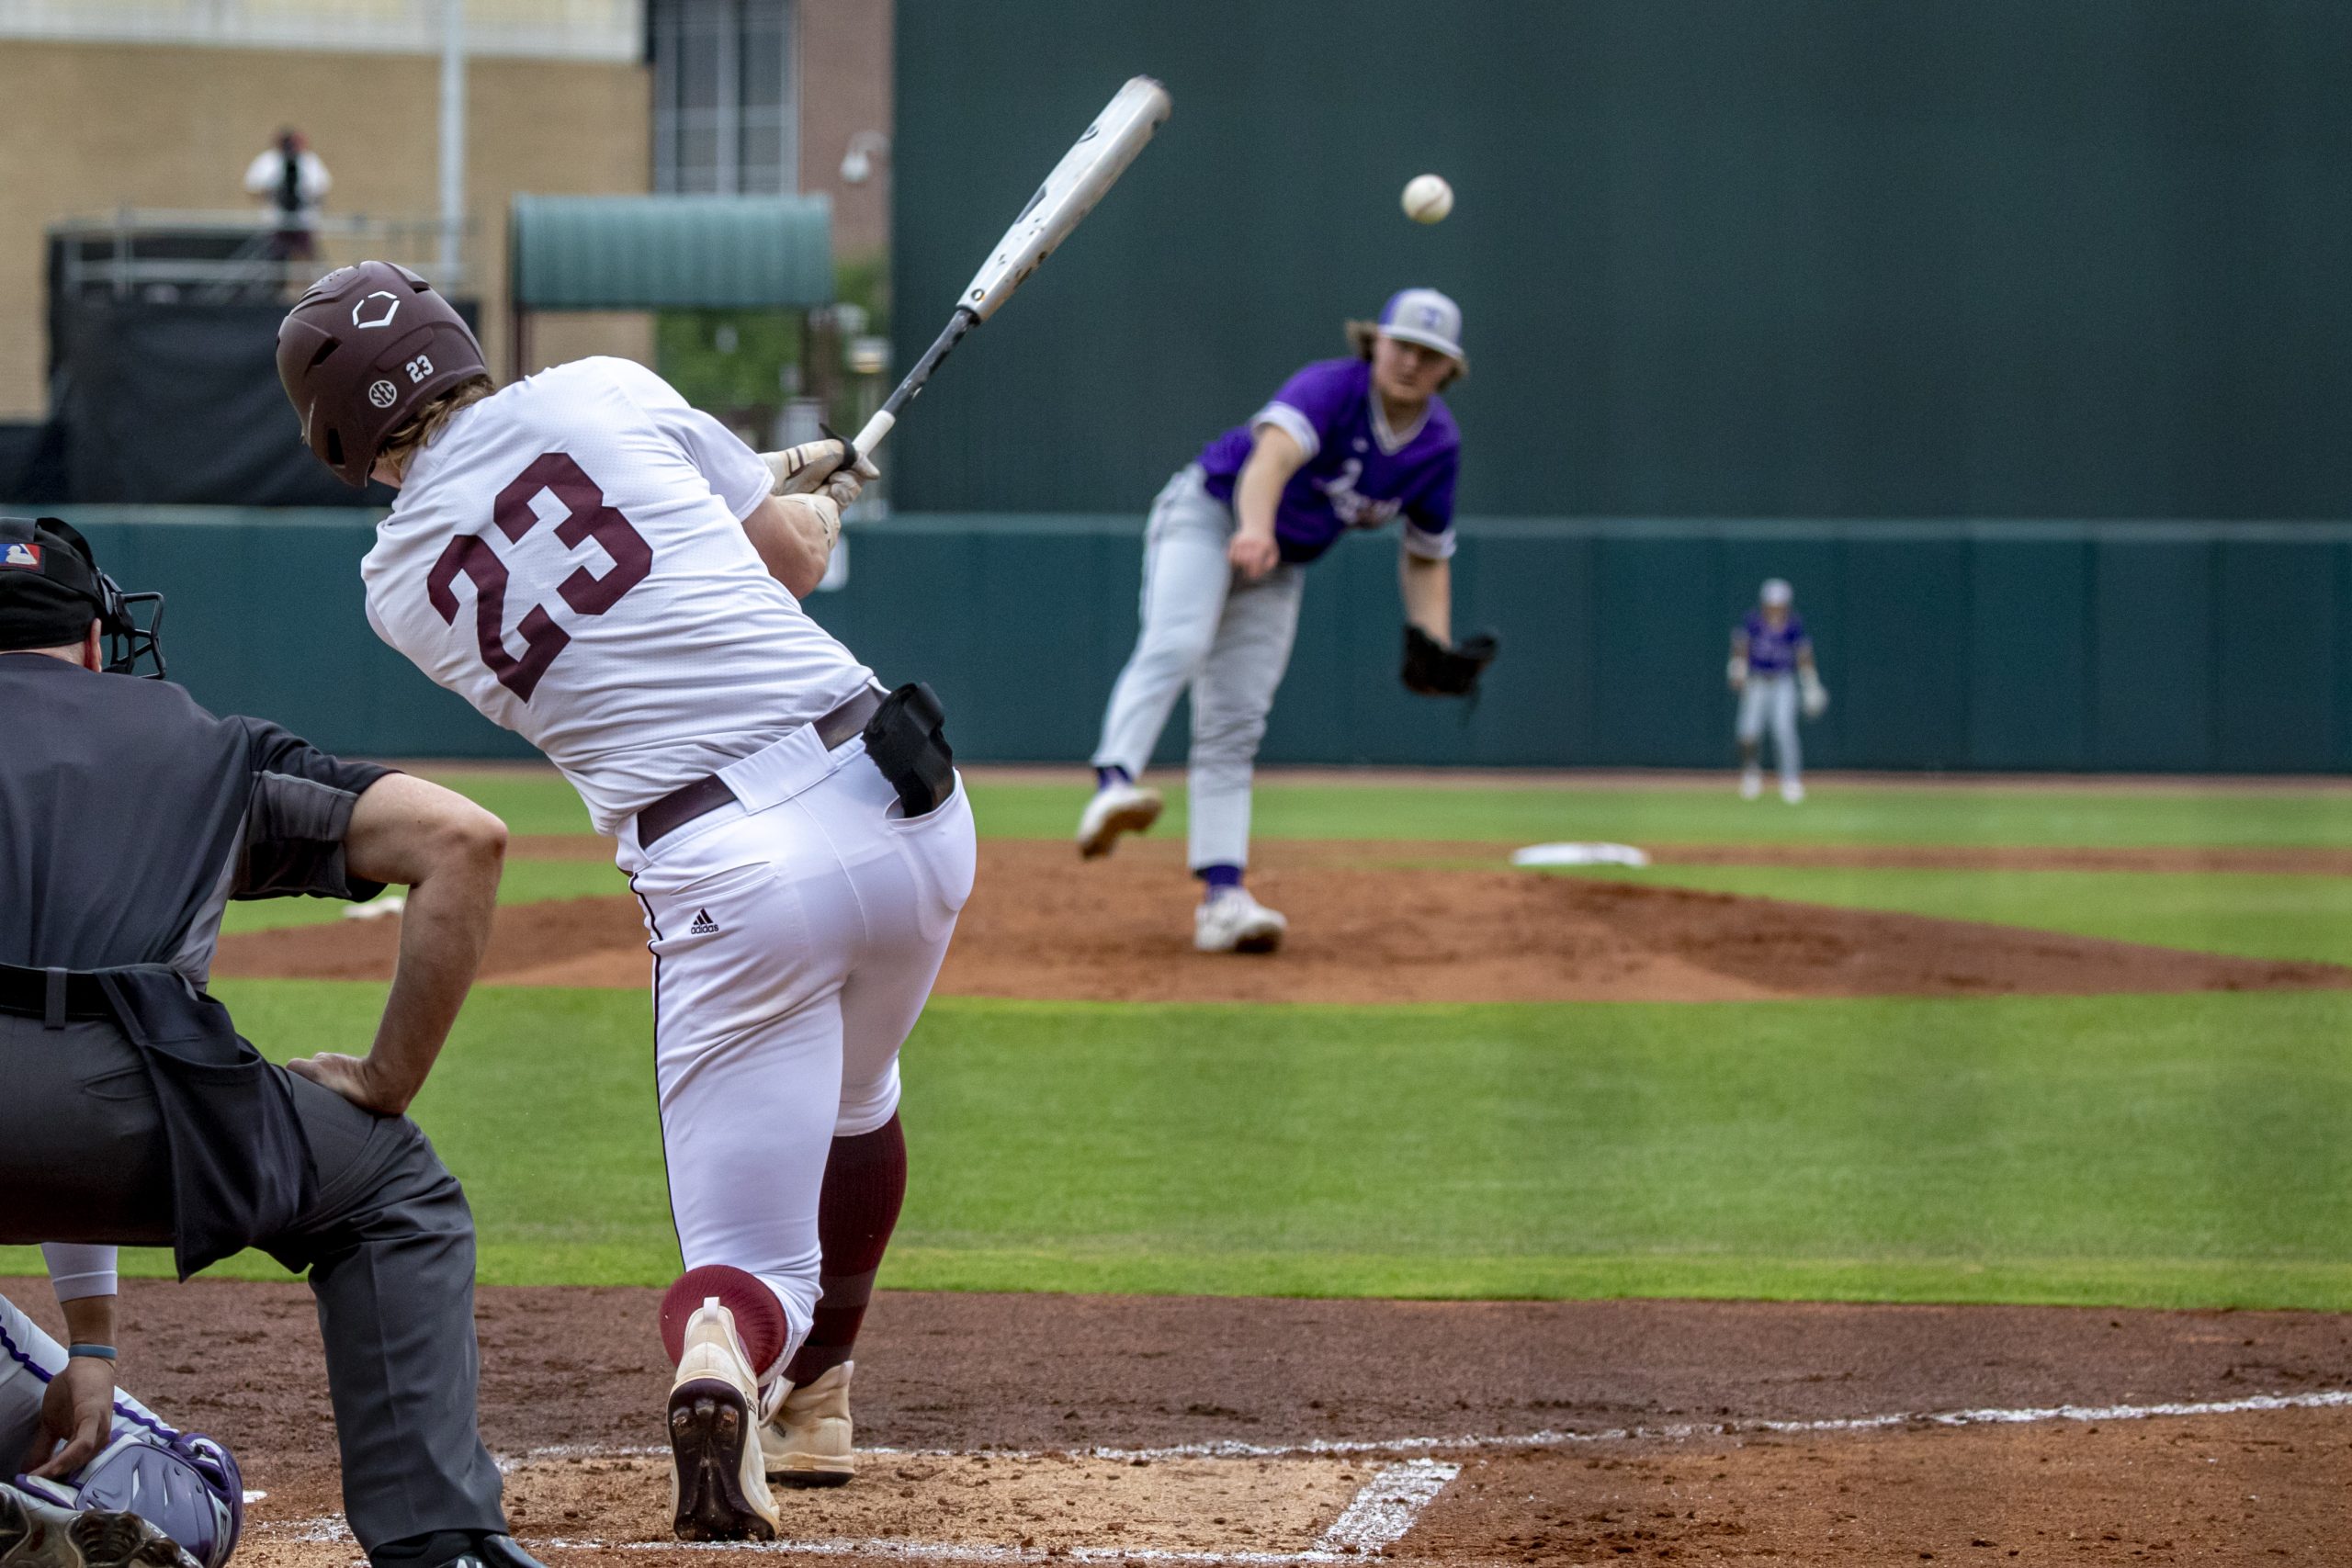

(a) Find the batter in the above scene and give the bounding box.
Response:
[1079,288,1471,951]
[277,264,973,1542]
[1727,578,1827,803]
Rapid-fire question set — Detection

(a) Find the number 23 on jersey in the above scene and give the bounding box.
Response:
[427,452,652,702]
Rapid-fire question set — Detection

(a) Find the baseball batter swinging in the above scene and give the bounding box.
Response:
[1077,288,1494,951]
[277,264,975,1542]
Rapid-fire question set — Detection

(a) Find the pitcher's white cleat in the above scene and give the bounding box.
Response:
[666,1299,781,1541]
[1739,767,1763,801]
[1781,778,1805,805]
[1077,782,1163,858]
[761,1361,856,1487]
[1194,887,1287,953]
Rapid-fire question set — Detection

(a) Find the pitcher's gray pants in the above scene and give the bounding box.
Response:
[1091,465,1306,871]
[0,1019,506,1554]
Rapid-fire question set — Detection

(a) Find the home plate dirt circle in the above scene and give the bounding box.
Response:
[246,1450,1457,1567]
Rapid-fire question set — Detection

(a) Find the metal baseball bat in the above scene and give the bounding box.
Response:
[847,74,1171,461]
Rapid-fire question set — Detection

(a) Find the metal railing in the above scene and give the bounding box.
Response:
[50,209,469,305]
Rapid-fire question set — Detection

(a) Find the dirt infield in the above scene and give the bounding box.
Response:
[217,839,2349,1003]
[9,1280,2346,1567]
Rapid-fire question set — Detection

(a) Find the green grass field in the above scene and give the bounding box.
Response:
[17,773,2349,1312]
[413,769,2352,850]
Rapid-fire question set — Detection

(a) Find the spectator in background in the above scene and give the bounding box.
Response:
[243,129,331,261]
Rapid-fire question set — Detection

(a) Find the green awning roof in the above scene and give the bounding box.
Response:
[509,194,833,310]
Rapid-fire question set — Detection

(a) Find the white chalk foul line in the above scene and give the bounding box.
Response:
[1311,1460,1457,1555]
[510,1382,2352,1468]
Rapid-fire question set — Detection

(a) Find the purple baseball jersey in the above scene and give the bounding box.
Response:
[1197,357,1459,565]
[1741,609,1811,674]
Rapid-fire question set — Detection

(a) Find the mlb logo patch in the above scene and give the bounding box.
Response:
[0,542,40,570]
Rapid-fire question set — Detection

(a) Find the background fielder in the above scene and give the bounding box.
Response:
[277,264,973,1544]
[1728,577,1827,804]
[1078,288,1487,953]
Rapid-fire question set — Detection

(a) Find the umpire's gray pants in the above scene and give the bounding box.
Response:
[0,1020,506,1554]
[1091,465,1306,871]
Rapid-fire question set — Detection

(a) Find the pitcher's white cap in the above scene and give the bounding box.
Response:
[1377,288,1464,364]
[1760,578,1793,607]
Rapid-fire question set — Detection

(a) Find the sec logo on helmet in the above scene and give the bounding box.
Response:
[368,379,400,409]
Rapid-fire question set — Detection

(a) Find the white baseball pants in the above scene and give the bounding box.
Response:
[1736,672,1802,784]
[616,724,975,1366]
[0,1291,175,1471]
[1091,465,1306,871]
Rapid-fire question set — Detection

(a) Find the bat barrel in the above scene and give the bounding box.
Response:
[851,74,1170,460]
[958,75,1170,322]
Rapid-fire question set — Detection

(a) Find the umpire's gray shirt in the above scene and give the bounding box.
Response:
[1,654,391,979]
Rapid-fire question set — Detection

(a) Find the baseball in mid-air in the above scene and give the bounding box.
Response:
[1401,173,1453,224]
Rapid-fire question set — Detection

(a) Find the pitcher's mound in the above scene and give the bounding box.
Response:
[213,840,2349,1004]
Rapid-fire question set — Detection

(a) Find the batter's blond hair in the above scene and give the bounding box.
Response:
[1344,321,1463,387]
[378,376,496,482]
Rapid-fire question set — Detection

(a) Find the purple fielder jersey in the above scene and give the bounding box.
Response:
[1741,609,1811,674]
[1197,357,1459,565]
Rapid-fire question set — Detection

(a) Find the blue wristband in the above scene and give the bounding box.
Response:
[66,1343,117,1361]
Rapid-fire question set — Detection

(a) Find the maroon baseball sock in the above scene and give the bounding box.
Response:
[783,1114,908,1387]
[660,1264,789,1377]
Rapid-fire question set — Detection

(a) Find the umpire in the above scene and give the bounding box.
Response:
[0,517,541,1568]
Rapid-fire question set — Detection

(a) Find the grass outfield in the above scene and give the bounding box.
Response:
[11,983,2349,1311]
[417,769,2352,849]
[220,857,627,935]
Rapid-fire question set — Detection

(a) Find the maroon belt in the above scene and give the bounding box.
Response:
[635,686,884,850]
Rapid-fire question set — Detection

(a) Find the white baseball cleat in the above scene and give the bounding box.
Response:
[1076,781,1163,858]
[1194,887,1287,953]
[1781,778,1805,805]
[666,1299,781,1541]
[761,1361,855,1487]
[1739,767,1763,801]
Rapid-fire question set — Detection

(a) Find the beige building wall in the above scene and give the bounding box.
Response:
[797,0,889,260]
[0,37,652,418]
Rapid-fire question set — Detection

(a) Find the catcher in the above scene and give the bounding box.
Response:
[1077,288,1496,952]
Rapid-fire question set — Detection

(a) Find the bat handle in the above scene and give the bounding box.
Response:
[853,309,978,463]
[851,408,897,457]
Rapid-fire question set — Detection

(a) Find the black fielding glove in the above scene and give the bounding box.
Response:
[1401,625,1499,697]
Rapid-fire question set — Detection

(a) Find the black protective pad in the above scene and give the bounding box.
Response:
[862,682,956,818]
[51,297,466,506]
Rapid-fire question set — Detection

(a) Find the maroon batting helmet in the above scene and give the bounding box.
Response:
[276,261,487,487]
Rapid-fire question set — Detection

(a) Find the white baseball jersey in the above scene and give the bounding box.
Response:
[362,357,873,833]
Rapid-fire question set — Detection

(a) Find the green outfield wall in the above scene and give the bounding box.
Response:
[890,0,2352,522]
[40,509,2352,773]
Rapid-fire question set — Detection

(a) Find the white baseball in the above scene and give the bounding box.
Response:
[1401,174,1453,224]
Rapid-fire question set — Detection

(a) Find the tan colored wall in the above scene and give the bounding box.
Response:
[0,38,652,417]
[796,0,890,260]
